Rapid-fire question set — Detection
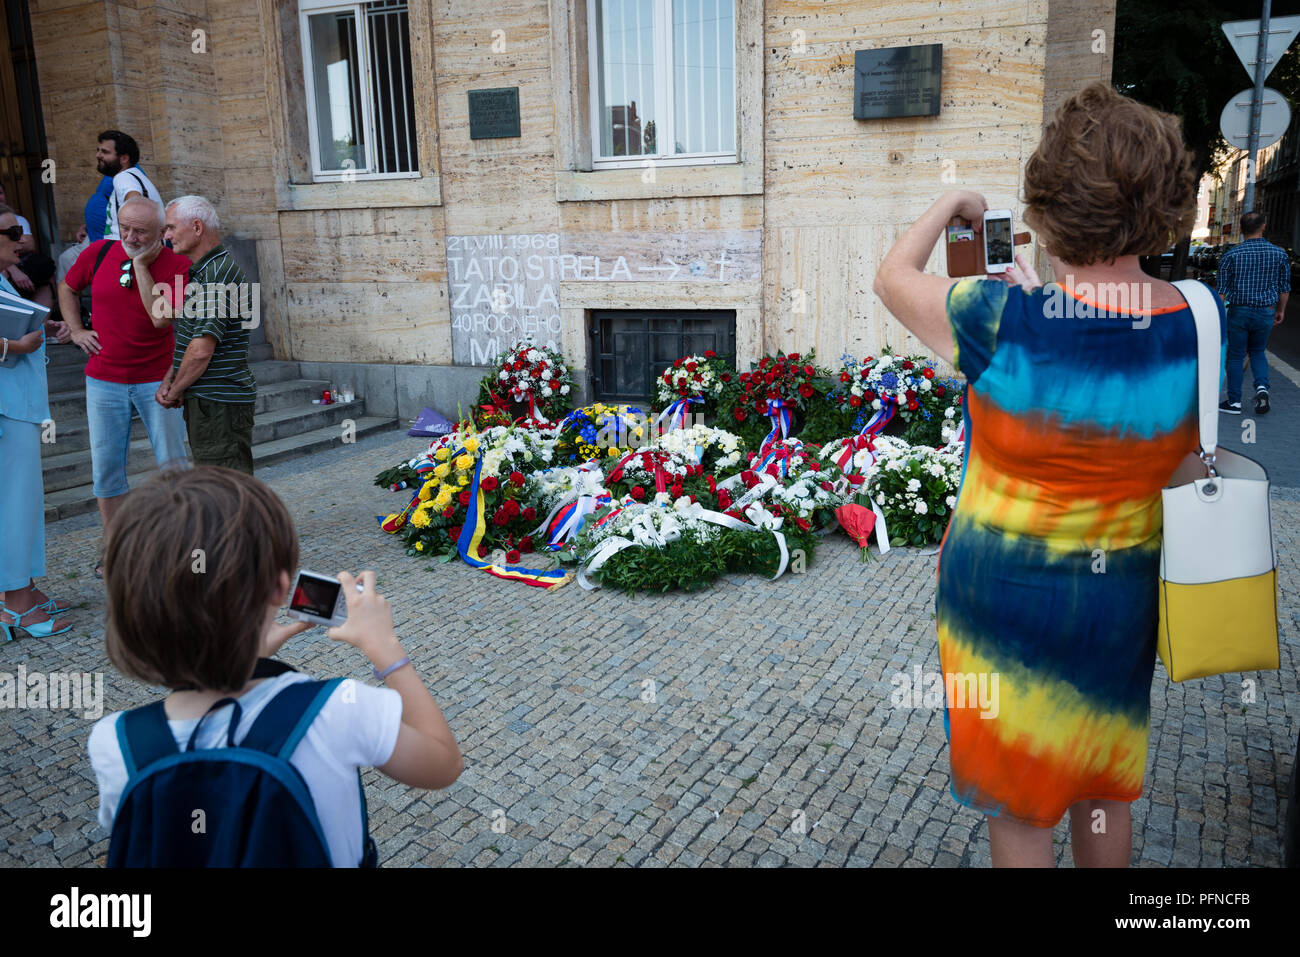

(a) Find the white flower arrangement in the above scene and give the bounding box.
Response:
[650,423,744,471]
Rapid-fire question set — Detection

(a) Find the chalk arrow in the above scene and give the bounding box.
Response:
[637,258,681,280]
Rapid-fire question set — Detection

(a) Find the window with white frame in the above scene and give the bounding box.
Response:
[588,0,736,168]
[300,0,418,180]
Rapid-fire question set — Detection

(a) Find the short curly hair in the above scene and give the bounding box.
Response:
[1023,82,1197,266]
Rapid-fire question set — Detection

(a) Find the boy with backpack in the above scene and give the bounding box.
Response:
[86,467,463,866]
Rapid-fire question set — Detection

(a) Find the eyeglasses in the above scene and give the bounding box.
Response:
[119,258,134,289]
[0,225,22,241]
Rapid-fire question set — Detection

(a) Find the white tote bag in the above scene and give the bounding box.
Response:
[1157,281,1279,681]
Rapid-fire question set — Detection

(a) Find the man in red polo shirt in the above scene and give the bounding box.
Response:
[57,196,191,556]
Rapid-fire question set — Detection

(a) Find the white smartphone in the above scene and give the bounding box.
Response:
[286,569,363,627]
[983,209,1015,274]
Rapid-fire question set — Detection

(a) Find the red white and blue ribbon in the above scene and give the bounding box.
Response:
[656,395,702,433]
[760,399,793,455]
[859,395,898,438]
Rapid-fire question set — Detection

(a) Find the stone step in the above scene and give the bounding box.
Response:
[43,416,400,522]
[43,358,302,397]
[40,397,369,492]
[249,342,273,362]
[45,342,89,368]
[46,376,329,422]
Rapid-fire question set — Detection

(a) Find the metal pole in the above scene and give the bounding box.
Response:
[1244,0,1273,212]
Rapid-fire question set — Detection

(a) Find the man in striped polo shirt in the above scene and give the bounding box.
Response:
[138,195,257,472]
[1216,211,1290,415]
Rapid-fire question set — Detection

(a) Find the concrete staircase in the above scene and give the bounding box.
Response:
[41,341,399,521]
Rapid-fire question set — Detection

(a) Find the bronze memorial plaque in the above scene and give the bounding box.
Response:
[468,87,521,139]
[854,44,942,120]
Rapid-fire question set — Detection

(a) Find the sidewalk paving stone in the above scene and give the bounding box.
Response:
[1,427,1295,867]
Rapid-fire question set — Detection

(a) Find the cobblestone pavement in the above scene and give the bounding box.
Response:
[2,429,1297,868]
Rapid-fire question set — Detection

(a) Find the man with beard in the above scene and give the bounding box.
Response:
[96,130,160,241]
[57,196,191,575]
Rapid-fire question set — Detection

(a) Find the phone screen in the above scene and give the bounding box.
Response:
[985,216,1013,267]
[289,573,341,618]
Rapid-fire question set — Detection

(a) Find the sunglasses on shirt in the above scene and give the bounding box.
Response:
[119,257,134,289]
[0,225,22,242]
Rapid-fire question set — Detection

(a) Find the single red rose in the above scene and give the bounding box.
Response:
[513,360,526,371]
[449,525,462,540]
[922,367,935,379]
[674,357,685,368]
[905,389,916,400]
[630,486,646,500]
[686,361,697,372]
[935,385,946,396]
[764,371,775,384]
[837,396,846,405]
[741,470,759,489]
[849,395,862,407]
[734,408,747,422]
[458,491,471,506]
[788,353,801,362]
[663,372,672,384]
[481,476,499,491]
[707,474,717,493]
[477,543,488,558]
[520,536,534,553]
[506,549,521,564]
[803,364,814,376]
[717,489,733,508]
[493,509,510,526]
[504,499,520,517]
[759,357,770,369]
[721,373,732,382]
[679,384,688,395]
[509,470,525,486]
[808,461,821,471]
[840,371,851,383]
[908,400,919,410]
[523,507,537,521]
[754,399,767,413]
[799,383,814,398]
[820,481,834,492]
[795,517,811,532]
[608,467,624,482]
[692,373,703,382]
[864,390,876,401]
[705,349,716,358]
[442,506,456,518]
[740,371,752,382]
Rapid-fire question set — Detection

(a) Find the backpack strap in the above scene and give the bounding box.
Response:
[239,678,342,759]
[116,701,178,778]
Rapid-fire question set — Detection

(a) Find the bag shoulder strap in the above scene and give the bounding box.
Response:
[1172,279,1220,464]
[90,240,115,280]
[117,700,178,778]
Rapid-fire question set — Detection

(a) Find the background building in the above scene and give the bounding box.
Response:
[13,0,1116,420]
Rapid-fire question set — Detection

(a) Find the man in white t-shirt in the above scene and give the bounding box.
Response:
[96,130,160,241]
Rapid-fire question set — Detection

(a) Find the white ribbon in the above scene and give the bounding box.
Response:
[578,500,790,590]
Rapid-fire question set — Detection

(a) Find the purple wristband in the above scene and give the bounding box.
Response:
[373,656,411,682]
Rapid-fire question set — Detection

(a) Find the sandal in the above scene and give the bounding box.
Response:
[0,601,73,641]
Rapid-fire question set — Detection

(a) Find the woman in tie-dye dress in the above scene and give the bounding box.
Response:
[873,84,1224,866]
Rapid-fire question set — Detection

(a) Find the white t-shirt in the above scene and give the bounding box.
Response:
[87,671,402,867]
[103,166,160,240]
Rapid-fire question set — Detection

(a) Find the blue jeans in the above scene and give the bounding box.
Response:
[85,375,188,498]
[1225,305,1275,402]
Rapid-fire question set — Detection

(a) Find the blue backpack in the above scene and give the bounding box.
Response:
[107,670,378,867]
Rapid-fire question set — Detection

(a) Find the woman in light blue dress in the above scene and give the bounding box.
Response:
[0,204,72,640]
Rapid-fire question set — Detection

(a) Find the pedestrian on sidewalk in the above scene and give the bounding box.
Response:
[136,195,257,474]
[1216,211,1289,415]
[56,196,192,578]
[0,204,73,641]
[874,82,1219,867]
